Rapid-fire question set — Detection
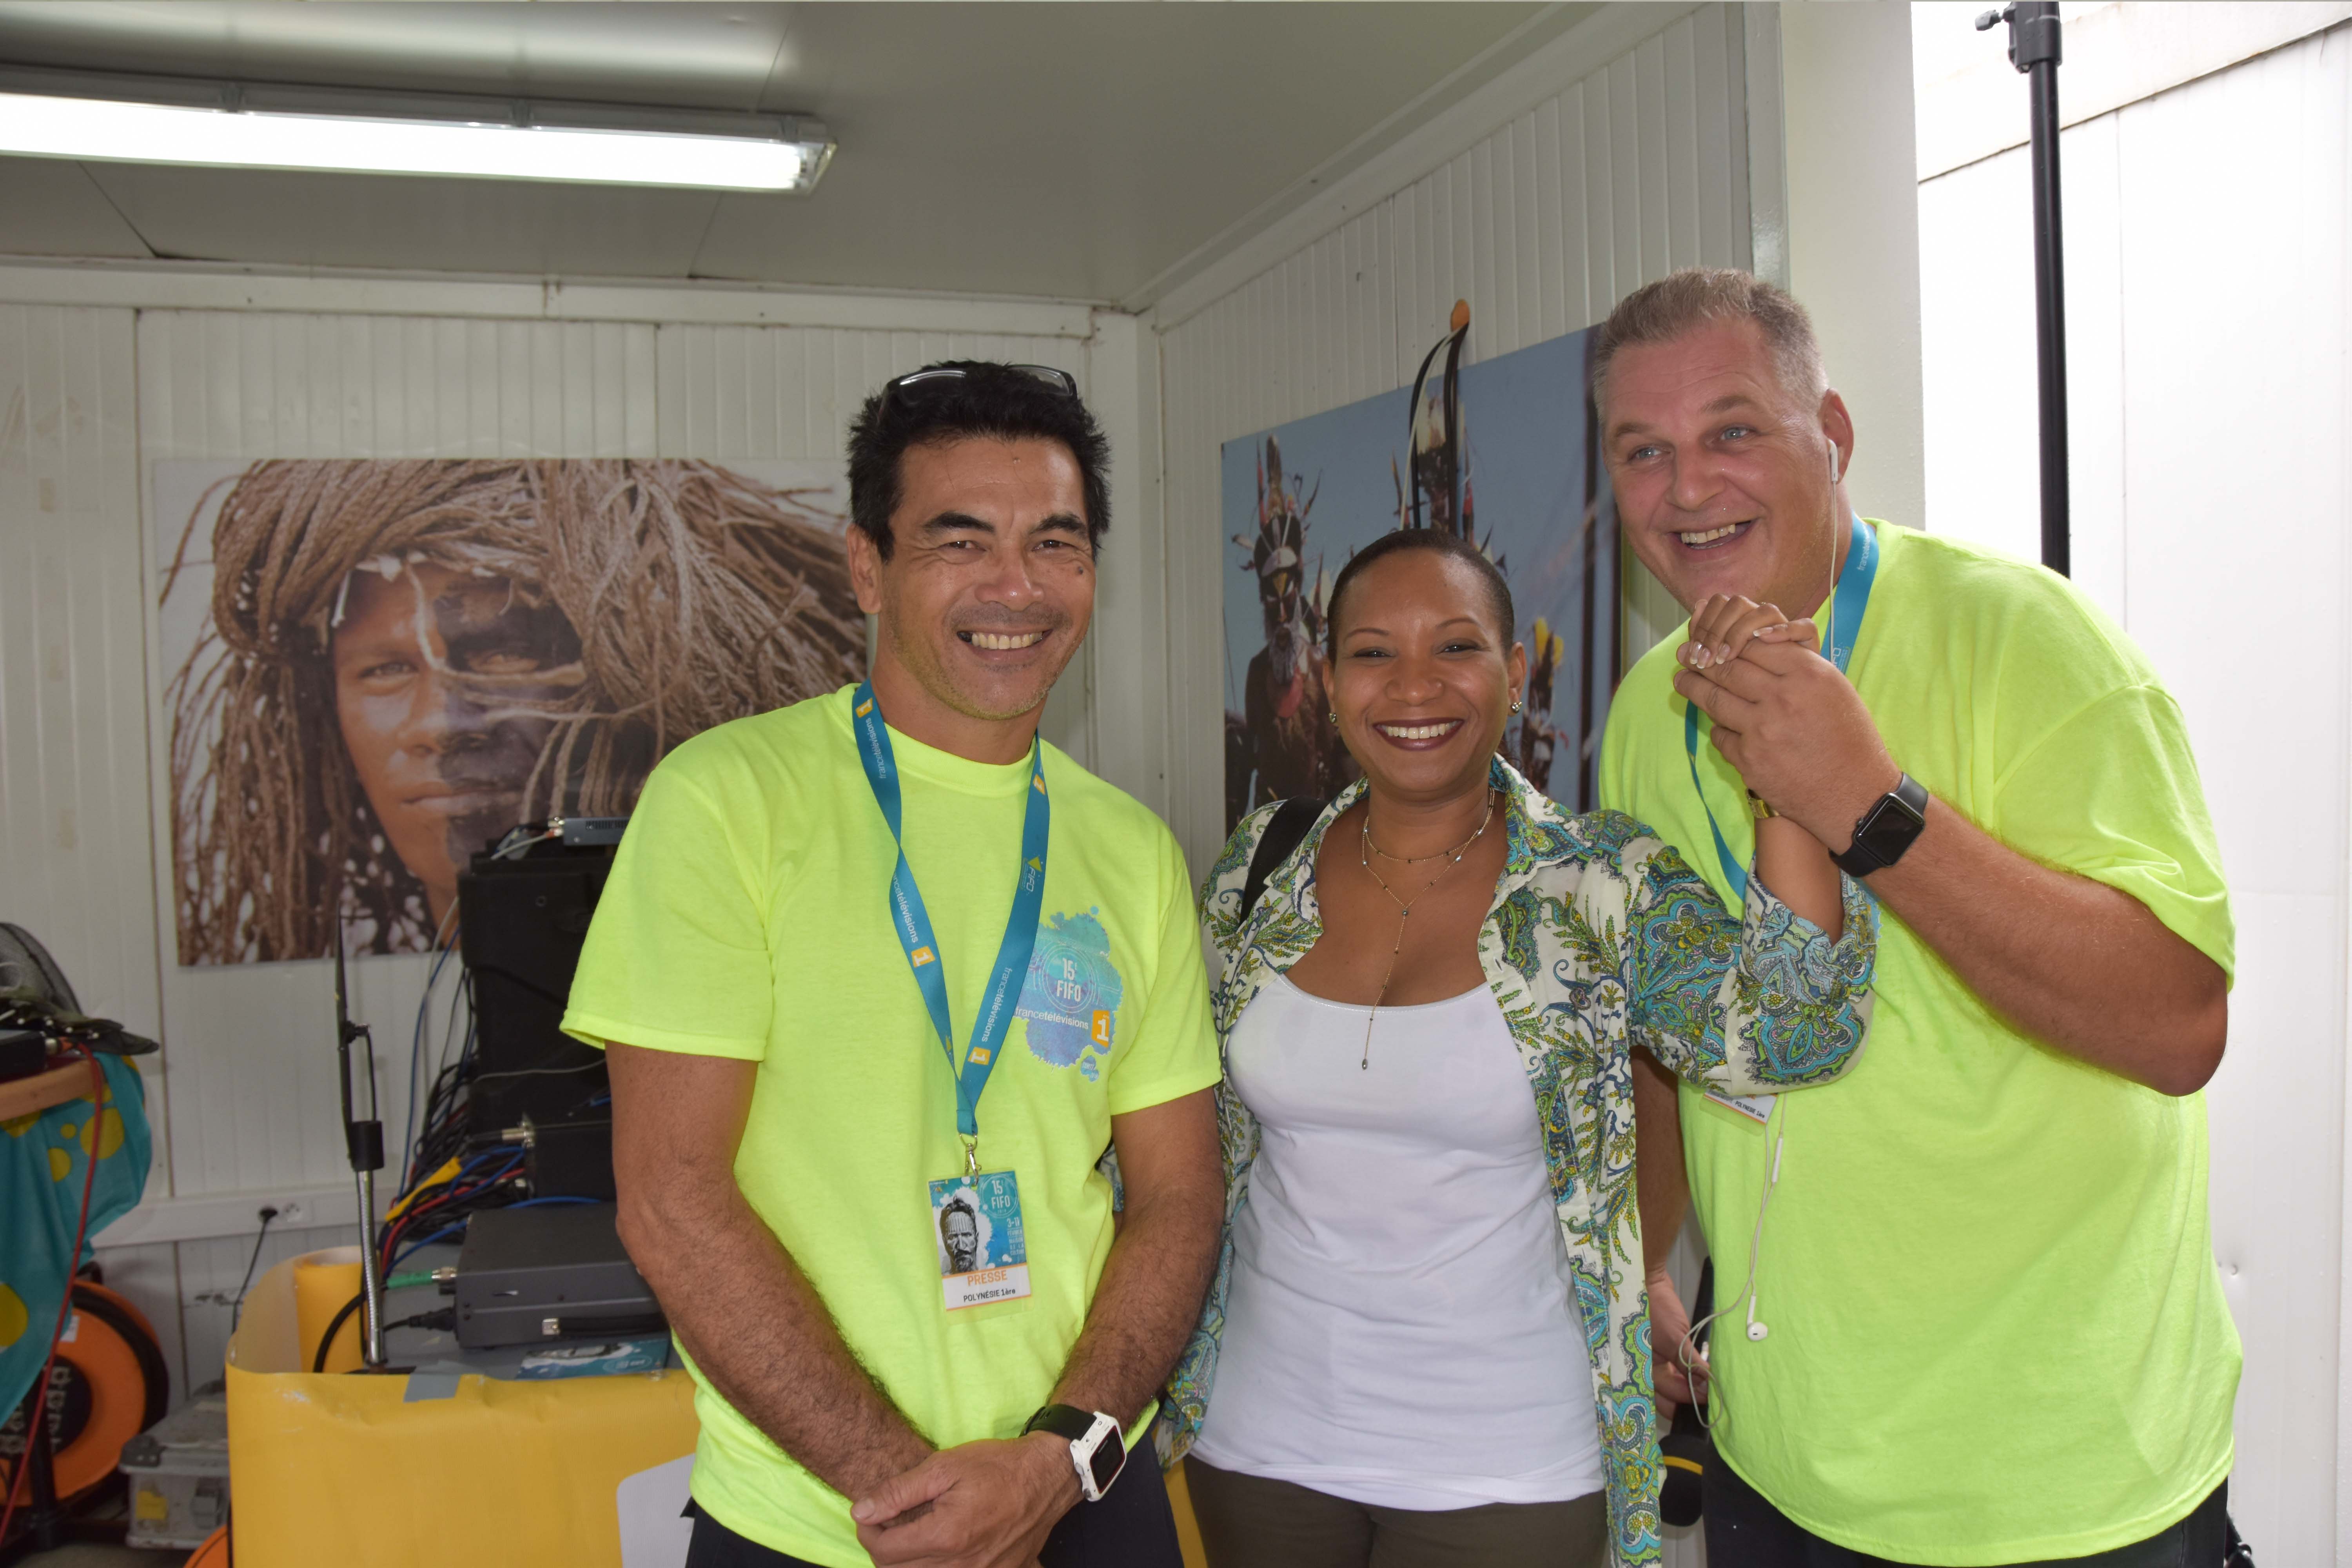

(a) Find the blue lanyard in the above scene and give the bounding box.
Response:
[1682,515,1879,901]
[852,682,1051,1158]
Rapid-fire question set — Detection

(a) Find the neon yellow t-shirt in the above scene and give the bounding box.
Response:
[1600,523,2239,1564]
[562,686,1220,1568]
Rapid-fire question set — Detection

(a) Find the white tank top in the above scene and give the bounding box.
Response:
[1191,971,1605,1510]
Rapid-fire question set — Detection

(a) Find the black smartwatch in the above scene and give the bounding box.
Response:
[1023,1404,1127,1502]
[1830,773,1929,877]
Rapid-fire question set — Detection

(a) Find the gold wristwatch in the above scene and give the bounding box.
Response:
[1746,791,1777,821]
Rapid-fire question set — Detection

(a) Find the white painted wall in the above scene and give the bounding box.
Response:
[0,278,1110,1401]
[1781,0,1927,530]
[1915,15,2352,1559]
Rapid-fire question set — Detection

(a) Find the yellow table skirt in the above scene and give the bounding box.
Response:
[227,1250,697,1568]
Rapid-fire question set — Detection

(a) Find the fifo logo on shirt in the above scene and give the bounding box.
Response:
[1015,909,1124,1081]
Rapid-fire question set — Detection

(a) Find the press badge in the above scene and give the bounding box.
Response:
[929,1170,1032,1310]
[1706,1086,1776,1125]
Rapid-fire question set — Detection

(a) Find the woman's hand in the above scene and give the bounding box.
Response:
[1677,594,1820,671]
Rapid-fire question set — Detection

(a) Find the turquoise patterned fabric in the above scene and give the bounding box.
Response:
[0,1055,152,1418]
[1158,758,1876,1568]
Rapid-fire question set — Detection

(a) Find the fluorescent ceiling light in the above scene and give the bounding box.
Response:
[0,74,833,193]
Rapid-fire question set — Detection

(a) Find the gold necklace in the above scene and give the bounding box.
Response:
[1352,789,1497,1070]
[1363,824,1460,865]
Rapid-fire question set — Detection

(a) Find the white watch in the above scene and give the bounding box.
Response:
[1022,1404,1127,1502]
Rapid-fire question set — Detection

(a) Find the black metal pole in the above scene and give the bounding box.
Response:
[1980,2,2069,575]
[332,921,387,1367]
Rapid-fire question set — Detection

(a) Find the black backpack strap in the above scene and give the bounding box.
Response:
[1240,797,1327,919]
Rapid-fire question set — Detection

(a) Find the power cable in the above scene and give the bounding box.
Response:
[229,1206,280,1332]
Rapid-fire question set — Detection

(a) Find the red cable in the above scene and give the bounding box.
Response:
[1,1042,107,1547]
[380,1170,494,1261]
[377,1166,516,1271]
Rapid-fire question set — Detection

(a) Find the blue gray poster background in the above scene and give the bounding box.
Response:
[1220,323,1620,828]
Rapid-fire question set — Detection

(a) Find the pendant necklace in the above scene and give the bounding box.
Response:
[1353,789,1497,1070]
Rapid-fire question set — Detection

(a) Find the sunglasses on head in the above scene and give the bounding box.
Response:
[880,364,1079,412]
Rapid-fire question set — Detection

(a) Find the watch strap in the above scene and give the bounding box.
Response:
[1021,1404,1096,1443]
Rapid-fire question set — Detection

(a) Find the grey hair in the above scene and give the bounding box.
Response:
[1592,268,1829,414]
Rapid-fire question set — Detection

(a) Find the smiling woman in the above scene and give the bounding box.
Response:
[1170,526,1872,1568]
[163,459,866,965]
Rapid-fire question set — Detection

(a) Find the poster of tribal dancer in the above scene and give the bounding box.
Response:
[1221,304,1621,828]
[152,458,867,965]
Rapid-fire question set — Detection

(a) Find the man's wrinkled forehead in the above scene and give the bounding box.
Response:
[1602,320,1799,438]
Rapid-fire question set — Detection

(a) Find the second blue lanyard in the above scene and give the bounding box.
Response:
[852,682,1051,1157]
[1683,514,1880,902]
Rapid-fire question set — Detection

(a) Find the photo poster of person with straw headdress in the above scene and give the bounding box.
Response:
[151,458,868,967]
[1221,305,1620,830]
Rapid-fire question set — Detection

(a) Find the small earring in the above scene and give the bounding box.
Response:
[1511,698,1523,713]
[1328,711,1338,724]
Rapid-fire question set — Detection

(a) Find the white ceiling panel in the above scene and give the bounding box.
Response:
[0,1,1596,301]
[74,162,722,277]
[0,2,794,106]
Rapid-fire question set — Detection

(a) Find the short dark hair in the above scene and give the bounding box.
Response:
[1325,530,1515,657]
[846,361,1111,559]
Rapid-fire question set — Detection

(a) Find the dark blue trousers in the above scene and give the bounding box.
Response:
[682,1458,1184,1568]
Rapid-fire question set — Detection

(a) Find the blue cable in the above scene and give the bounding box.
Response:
[378,1149,512,1254]
[386,1194,595,1269]
[388,1223,469,1269]
[395,1147,511,1214]
[401,934,462,1184]
[451,1149,517,1188]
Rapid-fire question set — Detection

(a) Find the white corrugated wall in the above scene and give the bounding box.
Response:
[122,312,669,1388]
[0,302,1094,1399]
[1152,2,1755,883]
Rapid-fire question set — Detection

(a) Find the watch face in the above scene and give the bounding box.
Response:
[1861,800,1925,855]
[1086,1432,1127,1495]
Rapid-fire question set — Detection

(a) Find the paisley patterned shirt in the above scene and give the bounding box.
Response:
[1156,758,1877,1568]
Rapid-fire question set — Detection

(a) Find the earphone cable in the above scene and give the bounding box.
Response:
[1681,1096,1789,1436]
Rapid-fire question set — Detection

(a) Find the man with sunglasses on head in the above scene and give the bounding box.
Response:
[564,362,1223,1568]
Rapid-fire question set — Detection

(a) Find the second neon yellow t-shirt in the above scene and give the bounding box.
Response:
[563,686,1220,1568]
[1601,522,2238,1564]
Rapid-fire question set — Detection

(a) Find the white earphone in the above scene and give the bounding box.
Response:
[1828,443,1842,485]
[1683,1101,1790,1429]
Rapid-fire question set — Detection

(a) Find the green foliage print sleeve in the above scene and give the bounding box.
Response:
[1624,836,1877,1096]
